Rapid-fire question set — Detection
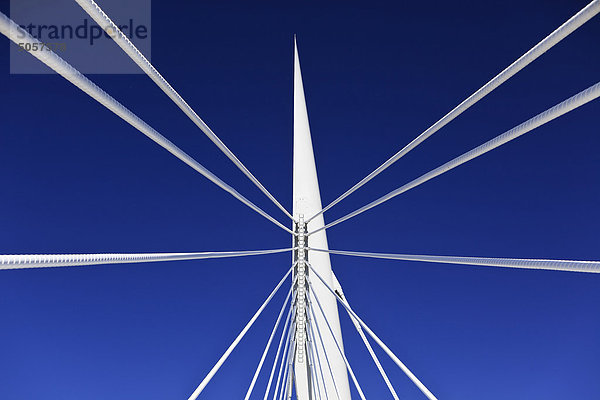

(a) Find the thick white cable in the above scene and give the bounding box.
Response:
[187,266,293,400]
[311,248,600,274]
[311,81,600,235]
[308,285,367,400]
[273,318,296,400]
[244,284,296,400]
[264,308,296,400]
[0,249,294,271]
[0,13,293,235]
[309,265,437,400]
[74,0,293,221]
[308,311,340,400]
[332,275,400,400]
[308,0,600,223]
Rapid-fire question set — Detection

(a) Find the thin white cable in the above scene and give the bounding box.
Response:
[264,307,296,400]
[311,248,600,274]
[0,13,293,235]
[305,333,320,400]
[332,275,400,400]
[0,249,294,271]
[286,360,296,400]
[311,80,600,235]
[307,0,600,223]
[244,284,296,400]
[284,362,296,400]
[273,320,296,400]
[301,312,320,400]
[308,285,367,400]
[352,312,399,400]
[273,322,295,400]
[309,264,438,400]
[279,334,296,400]
[187,265,294,400]
[308,310,340,400]
[306,350,320,400]
[74,0,293,221]
[285,358,295,400]
[306,312,325,400]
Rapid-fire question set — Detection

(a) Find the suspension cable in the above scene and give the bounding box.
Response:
[306,317,328,400]
[312,248,600,274]
[244,282,296,400]
[331,272,399,400]
[305,329,321,400]
[0,249,294,271]
[308,264,438,400]
[0,12,293,235]
[310,81,600,235]
[308,282,367,400]
[308,298,340,400]
[307,0,600,223]
[264,307,296,400]
[187,265,293,400]
[279,331,296,400]
[74,0,293,221]
[272,318,296,400]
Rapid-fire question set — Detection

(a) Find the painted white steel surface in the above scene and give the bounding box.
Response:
[309,265,438,400]
[331,273,399,400]
[292,38,351,399]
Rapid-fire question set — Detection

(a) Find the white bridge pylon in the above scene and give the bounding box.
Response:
[292,37,352,399]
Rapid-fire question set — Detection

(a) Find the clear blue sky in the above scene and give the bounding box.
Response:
[1,0,599,399]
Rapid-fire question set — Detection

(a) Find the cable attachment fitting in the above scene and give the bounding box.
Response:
[295,215,308,364]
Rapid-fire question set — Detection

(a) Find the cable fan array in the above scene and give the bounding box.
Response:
[1,0,599,398]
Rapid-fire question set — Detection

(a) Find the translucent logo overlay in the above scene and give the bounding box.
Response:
[10,0,151,74]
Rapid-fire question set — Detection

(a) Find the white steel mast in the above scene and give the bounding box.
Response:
[292,37,352,399]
